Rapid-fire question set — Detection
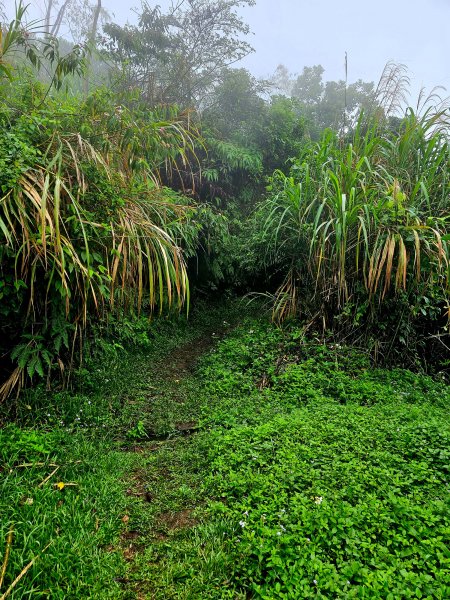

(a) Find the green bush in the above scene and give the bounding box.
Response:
[0,83,200,399]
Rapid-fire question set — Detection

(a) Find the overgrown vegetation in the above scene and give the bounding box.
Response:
[197,322,450,598]
[0,301,243,598]
[244,107,450,366]
[1,1,450,597]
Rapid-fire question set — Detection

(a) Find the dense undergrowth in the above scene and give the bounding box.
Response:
[197,323,450,598]
[1,5,449,400]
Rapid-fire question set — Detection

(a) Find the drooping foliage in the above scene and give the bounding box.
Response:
[1,0,449,395]
[246,107,450,364]
[0,32,201,398]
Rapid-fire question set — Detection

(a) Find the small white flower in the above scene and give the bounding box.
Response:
[239,520,246,528]
[314,496,323,505]
[313,579,318,585]
[243,510,249,517]
[347,580,351,585]
[280,525,286,532]
[88,401,91,405]
[276,531,282,536]
[249,330,254,334]
[280,509,286,514]
[306,537,311,542]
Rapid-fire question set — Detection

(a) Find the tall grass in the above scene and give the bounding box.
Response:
[0,87,200,400]
[257,105,450,359]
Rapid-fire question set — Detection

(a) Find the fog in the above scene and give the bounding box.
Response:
[10,0,450,98]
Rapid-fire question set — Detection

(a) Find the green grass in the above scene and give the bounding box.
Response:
[1,304,450,598]
[0,300,246,599]
[0,427,135,599]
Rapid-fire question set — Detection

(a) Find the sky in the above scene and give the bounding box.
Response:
[10,0,450,101]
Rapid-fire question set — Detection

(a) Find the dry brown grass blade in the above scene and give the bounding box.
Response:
[273,270,299,322]
[158,239,172,307]
[0,540,53,600]
[0,368,24,403]
[0,528,13,590]
[14,463,58,468]
[37,466,60,488]
[395,236,408,290]
[432,228,446,266]
[367,237,382,294]
[373,235,390,296]
[382,234,396,299]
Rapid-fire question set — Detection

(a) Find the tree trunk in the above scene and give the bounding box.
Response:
[44,0,54,35]
[84,0,101,96]
[89,0,102,44]
[51,0,71,37]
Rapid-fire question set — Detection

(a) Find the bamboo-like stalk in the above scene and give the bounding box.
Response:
[258,102,450,323]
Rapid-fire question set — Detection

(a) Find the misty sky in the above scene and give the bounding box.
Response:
[15,0,450,100]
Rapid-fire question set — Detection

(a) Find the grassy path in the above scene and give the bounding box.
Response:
[114,306,246,599]
[0,302,244,599]
[1,302,450,598]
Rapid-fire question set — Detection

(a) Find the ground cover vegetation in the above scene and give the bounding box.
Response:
[3,307,448,598]
[1,1,450,597]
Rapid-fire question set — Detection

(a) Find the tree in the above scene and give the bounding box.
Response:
[0,1,87,86]
[271,63,376,136]
[271,63,294,96]
[255,95,306,173]
[199,69,306,208]
[202,68,266,139]
[315,78,375,132]
[291,65,324,106]
[66,0,110,44]
[103,0,256,107]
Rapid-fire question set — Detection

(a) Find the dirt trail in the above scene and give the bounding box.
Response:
[160,333,218,379]
[117,319,235,598]
[163,310,235,376]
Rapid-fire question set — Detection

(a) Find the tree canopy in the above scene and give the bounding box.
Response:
[103,0,256,106]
